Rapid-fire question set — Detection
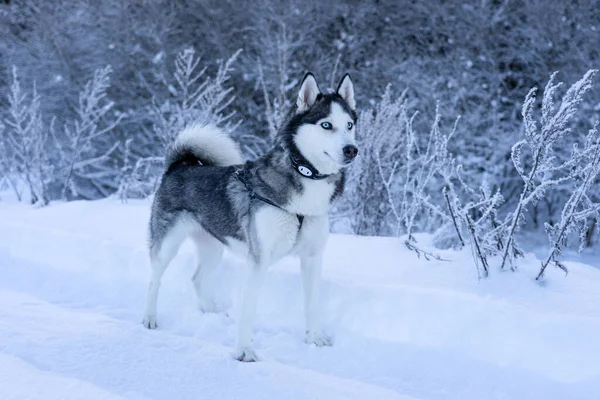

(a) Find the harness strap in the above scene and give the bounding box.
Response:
[234,169,304,229]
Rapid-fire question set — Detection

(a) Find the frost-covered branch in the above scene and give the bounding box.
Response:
[116,137,163,201]
[439,146,504,277]
[537,123,600,280]
[253,18,306,149]
[3,67,51,205]
[376,153,402,236]
[0,122,22,200]
[59,65,123,200]
[443,187,465,247]
[372,99,455,260]
[402,104,458,245]
[116,49,242,201]
[500,70,598,270]
[152,48,241,151]
[336,85,407,236]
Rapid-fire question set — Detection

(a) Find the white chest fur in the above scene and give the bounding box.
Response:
[286,179,335,216]
[253,206,300,264]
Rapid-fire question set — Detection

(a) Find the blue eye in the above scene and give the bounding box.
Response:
[321,122,332,130]
[347,122,354,130]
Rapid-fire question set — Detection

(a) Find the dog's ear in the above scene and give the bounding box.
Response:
[336,73,355,110]
[297,73,320,113]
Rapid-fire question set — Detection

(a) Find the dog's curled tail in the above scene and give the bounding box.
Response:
[166,124,243,170]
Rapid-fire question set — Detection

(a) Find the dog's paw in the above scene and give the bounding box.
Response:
[233,348,260,362]
[141,315,158,329]
[305,331,333,347]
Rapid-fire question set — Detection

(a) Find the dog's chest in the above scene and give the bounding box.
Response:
[252,207,301,263]
[286,179,335,216]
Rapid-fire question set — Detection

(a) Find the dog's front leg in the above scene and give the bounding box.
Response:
[301,251,332,347]
[234,263,265,362]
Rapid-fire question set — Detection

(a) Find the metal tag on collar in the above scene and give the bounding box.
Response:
[297,165,313,177]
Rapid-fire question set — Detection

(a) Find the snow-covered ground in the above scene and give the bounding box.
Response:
[0,198,599,400]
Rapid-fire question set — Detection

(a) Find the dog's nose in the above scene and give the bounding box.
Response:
[343,145,358,160]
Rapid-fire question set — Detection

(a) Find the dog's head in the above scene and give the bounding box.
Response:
[284,73,358,176]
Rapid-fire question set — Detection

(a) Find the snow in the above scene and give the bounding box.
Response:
[1,198,599,400]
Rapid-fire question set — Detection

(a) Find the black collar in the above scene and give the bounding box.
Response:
[290,154,330,180]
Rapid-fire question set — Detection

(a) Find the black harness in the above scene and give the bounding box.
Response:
[234,168,304,229]
[234,155,330,230]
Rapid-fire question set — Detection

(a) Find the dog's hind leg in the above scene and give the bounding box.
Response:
[190,231,224,313]
[142,220,188,329]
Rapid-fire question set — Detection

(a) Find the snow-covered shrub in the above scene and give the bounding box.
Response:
[425,108,506,276]
[116,48,241,199]
[537,123,600,280]
[399,104,458,246]
[1,65,126,203]
[440,168,504,278]
[339,88,454,261]
[53,66,123,200]
[500,70,598,270]
[0,121,20,200]
[3,67,52,205]
[256,26,297,142]
[116,139,163,201]
[433,70,599,278]
[151,48,241,151]
[336,86,408,236]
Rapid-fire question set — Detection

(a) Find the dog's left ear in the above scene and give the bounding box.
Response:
[336,73,356,110]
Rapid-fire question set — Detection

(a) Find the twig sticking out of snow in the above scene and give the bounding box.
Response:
[404,240,449,262]
[443,187,465,248]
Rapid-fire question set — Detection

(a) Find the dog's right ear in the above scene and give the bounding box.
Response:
[336,73,356,110]
[296,73,320,113]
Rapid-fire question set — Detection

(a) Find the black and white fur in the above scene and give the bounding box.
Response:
[142,73,358,362]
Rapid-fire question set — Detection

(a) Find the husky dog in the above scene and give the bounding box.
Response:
[142,73,358,362]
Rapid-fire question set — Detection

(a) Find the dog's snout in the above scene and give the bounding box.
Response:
[343,145,358,160]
